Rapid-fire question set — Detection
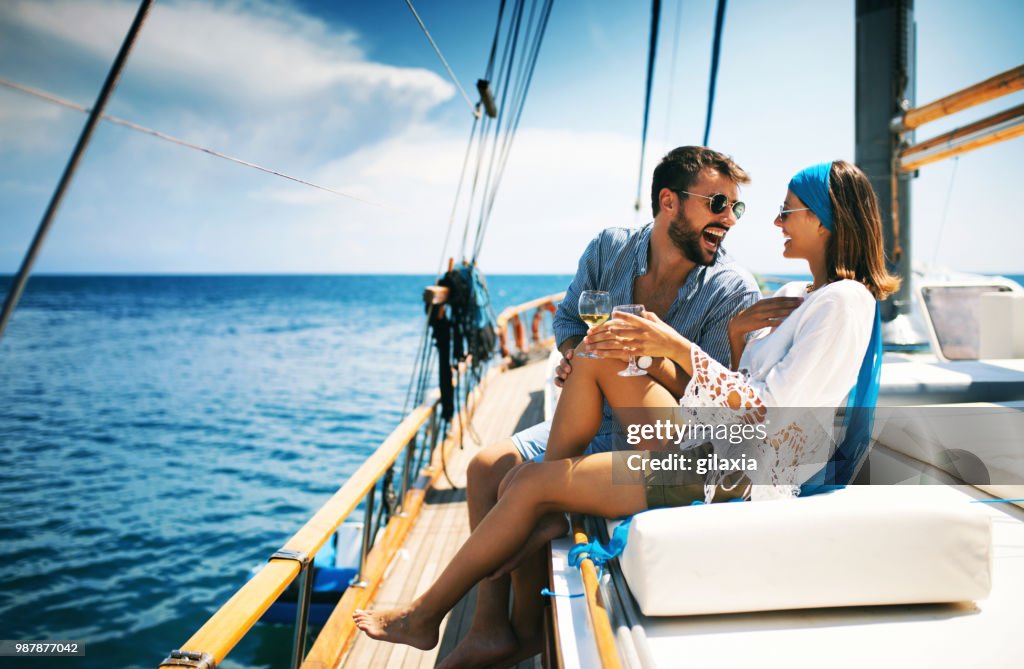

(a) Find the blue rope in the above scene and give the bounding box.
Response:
[568,517,633,571]
[540,587,584,598]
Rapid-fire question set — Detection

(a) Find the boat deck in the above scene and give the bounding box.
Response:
[338,359,549,668]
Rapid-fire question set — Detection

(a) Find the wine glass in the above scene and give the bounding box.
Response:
[577,290,611,358]
[612,304,648,376]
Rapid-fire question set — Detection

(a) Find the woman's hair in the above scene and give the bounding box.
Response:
[825,160,901,300]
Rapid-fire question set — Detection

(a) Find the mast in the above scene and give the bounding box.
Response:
[854,0,916,333]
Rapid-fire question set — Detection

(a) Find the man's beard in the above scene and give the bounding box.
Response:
[667,209,717,266]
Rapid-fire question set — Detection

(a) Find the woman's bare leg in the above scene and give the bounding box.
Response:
[354,355,681,651]
[493,355,678,658]
[546,353,680,460]
[352,452,647,649]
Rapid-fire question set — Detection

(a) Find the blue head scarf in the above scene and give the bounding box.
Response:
[788,162,834,231]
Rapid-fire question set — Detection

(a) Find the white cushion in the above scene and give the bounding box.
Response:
[617,485,992,616]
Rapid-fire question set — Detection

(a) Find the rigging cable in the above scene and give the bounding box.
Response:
[484,0,509,81]
[436,109,482,276]
[0,0,154,342]
[662,0,684,147]
[472,0,555,263]
[931,155,960,265]
[703,0,728,146]
[403,0,479,116]
[471,0,527,262]
[634,0,662,211]
[0,78,397,212]
[474,0,555,261]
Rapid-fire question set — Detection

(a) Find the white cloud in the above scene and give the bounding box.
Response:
[7,0,454,107]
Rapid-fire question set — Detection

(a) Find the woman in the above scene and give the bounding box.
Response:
[353,160,900,652]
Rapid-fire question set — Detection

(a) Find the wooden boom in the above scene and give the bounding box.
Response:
[898,64,1024,131]
[899,102,1024,172]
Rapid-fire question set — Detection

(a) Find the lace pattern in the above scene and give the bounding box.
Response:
[680,345,832,503]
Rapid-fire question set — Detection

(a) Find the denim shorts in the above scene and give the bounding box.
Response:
[510,418,616,463]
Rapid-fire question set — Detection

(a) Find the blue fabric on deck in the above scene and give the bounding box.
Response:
[801,302,882,495]
[568,517,633,571]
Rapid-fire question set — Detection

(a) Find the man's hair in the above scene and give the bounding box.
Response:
[826,160,901,300]
[650,146,751,216]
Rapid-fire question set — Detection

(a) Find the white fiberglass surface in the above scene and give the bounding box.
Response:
[633,486,1024,668]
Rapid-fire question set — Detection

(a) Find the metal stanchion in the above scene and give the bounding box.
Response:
[350,484,376,588]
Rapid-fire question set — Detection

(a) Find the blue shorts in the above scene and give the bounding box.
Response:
[510,419,616,463]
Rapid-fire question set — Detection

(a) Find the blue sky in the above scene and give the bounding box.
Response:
[0,0,1021,275]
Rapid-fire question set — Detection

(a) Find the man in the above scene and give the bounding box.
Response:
[439,146,764,669]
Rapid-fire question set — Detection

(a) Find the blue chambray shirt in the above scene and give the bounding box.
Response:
[553,223,762,441]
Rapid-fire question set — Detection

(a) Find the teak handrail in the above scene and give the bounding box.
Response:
[302,367,498,668]
[158,400,439,667]
[571,517,623,669]
[898,64,1024,131]
[158,293,558,669]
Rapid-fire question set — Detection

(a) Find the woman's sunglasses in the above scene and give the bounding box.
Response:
[778,204,811,220]
[676,190,745,219]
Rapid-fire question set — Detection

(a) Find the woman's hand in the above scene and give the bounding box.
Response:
[727,296,803,369]
[582,310,688,363]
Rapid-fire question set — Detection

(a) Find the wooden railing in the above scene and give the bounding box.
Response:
[495,291,565,358]
[157,392,449,669]
[896,64,1024,171]
[569,516,622,669]
[157,293,563,669]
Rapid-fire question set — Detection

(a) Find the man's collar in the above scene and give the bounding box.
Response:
[634,222,653,276]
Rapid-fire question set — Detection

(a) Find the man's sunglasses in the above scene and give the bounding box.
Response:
[676,190,745,219]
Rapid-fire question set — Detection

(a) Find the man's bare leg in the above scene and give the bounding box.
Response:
[354,356,676,650]
[436,440,522,669]
[352,451,650,649]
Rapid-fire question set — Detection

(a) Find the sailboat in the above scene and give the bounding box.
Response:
[153,1,1022,666]
[1,1,1021,668]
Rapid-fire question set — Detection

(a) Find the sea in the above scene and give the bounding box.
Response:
[0,274,570,669]
[2,272,1022,669]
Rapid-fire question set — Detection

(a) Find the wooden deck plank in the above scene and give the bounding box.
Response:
[337,360,548,668]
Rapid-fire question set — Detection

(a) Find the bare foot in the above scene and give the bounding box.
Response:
[351,607,439,650]
[489,512,569,580]
[436,622,517,669]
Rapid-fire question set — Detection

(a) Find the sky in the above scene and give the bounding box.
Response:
[0,0,1021,276]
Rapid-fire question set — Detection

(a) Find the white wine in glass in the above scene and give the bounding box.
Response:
[577,290,611,359]
[612,304,648,376]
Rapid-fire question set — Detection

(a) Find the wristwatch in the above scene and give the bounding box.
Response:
[637,355,653,370]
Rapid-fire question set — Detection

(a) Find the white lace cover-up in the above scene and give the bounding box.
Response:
[676,280,876,502]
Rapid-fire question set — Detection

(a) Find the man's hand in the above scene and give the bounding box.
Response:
[727,296,803,369]
[554,348,574,388]
[728,296,804,338]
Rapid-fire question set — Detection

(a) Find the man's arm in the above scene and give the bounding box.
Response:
[699,286,762,368]
[553,234,602,351]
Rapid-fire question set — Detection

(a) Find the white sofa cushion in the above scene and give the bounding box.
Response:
[617,485,992,616]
